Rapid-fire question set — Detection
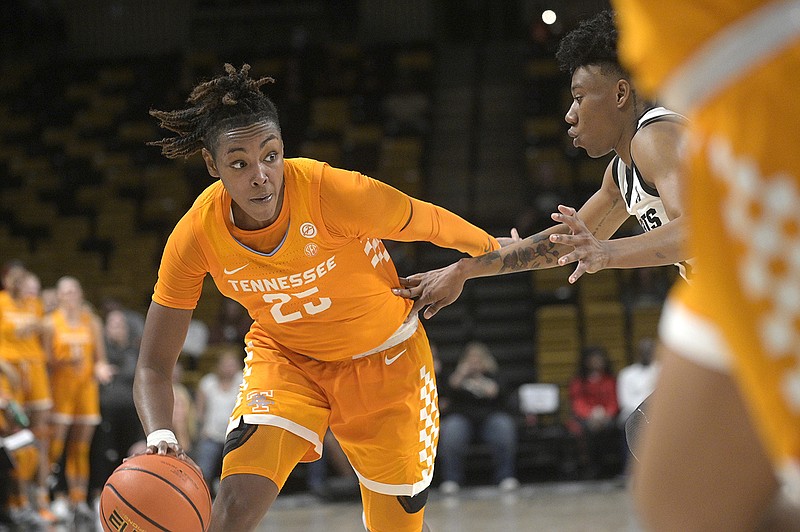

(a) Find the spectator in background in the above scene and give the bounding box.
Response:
[0,260,25,293]
[208,298,251,346]
[568,345,621,479]
[40,287,58,315]
[100,297,145,348]
[181,319,210,371]
[437,341,518,495]
[193,349,243,497]
[617,338,659,424]
[90,310,144,501]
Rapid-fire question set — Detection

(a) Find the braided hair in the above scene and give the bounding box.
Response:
[555,10,628,78]
[148,64,279,159]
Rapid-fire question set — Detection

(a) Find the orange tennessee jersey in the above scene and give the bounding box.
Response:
[615,0,766,99]
[49,309,97,380]
[153,158,499,361]
[0,293,45,364]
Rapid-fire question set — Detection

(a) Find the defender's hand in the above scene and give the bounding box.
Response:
[549,205,609,283]
[393,262,467,319]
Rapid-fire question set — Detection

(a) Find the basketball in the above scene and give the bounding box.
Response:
[99,454,212,532]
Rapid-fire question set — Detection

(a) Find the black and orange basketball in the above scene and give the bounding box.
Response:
[100,454,212,532]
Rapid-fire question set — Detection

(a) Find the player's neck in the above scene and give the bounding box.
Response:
[614,109,641,167]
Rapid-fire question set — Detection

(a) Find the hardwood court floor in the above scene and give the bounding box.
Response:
[256,480,644,532]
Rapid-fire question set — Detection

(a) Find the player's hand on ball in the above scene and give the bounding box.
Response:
[128,433,200,473]
[148,441,200,470]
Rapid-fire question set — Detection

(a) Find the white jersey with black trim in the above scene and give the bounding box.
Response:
[612,106,692,280]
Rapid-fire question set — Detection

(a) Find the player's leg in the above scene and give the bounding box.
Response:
[67,421,96,522]
[360,486,432,532]
[209,337,330,531]
[47,417,71,519]
[209,424,311,531]
[632,344,779,531]
[328,325,438,531]
[480,411,518,485]
[23,361,53,519]
[4,368,37,517]
[210,474,278,532]
[48,420,69,476]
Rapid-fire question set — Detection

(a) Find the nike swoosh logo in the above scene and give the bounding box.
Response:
[223,263,249,275]
[384,349,407,366]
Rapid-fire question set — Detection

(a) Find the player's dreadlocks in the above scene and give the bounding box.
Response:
[148,64,279,159]
[555,10,628,78]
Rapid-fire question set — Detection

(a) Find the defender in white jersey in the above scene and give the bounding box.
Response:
[612,107,687,232]
[394,10,692,319]
[612,106,693,280]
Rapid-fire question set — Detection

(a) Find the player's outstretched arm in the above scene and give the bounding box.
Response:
[393,173,626,317]
[134,301,193,460]
[393,223,570,318]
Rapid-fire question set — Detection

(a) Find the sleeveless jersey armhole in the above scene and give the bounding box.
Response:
[611,155,622,191]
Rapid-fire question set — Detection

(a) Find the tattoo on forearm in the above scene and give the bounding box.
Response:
[483,235,561,274]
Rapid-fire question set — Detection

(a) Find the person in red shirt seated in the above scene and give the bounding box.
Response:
[567,345,621,479]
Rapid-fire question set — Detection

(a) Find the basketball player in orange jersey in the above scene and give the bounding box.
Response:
[0,268,54,524]
[613,1,800,529]
[393,11,691,318]
[43,276,113,524]
[135,63,512,532]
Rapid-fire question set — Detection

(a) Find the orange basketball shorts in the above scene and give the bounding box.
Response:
[50,370,100,425]
[19,360,52,411]
[222,321,439,497]
[2,359,52,412]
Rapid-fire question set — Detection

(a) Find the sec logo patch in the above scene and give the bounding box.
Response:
[304,242,319,257]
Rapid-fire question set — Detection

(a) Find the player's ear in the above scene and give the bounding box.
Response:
[616,79,632,108]
[202,148,220,178]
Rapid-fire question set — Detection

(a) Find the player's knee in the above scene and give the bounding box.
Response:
[396,488,429,514]
[211,475,278,531]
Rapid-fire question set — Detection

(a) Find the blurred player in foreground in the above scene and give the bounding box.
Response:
[135,64,512,532]
[614,0,800,529]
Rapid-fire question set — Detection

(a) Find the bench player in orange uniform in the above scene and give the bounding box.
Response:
[135,64,509,532]
[614,0,800,529]
[43,276,112,523]
[0,268,53,523]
